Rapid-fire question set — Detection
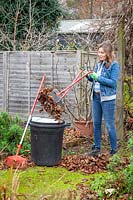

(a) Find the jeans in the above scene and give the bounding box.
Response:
[92,92,117,151]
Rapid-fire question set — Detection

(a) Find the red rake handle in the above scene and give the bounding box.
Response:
[16,75,45,155]
[30,75,45,115]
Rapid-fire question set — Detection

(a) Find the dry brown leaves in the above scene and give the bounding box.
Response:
[0,160,5,170]
[38,87,63,120]
[63,128,84,148]
[76,183,98,199]
[60,127,130,174]
[59,153,110,174]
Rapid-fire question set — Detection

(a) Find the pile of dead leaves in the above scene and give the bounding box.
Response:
[59,154,110,174]
[124,117,133,131]
[63,128,84,148]
[38,87,63,120]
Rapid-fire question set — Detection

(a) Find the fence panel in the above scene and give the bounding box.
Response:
[0,51,96,120]
[0,50,123,138]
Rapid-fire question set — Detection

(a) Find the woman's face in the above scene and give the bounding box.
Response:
[97,47,107,61]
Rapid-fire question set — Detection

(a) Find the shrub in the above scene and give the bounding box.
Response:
[0,112,30,155]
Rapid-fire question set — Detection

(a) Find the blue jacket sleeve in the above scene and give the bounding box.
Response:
[97,62,120,88]
[86,75,93,82]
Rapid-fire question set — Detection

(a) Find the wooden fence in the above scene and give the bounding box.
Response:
[0,51,97,120]
[0,50,124,138]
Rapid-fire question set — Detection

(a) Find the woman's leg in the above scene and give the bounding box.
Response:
[102,100,117,151]
[92,93,102,149]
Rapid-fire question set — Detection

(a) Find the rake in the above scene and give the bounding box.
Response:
[5,75,45,168]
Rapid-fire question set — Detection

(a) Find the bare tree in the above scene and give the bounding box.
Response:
[0,0,64,51]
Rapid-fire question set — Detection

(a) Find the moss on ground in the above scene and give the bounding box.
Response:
[0,166,109,199]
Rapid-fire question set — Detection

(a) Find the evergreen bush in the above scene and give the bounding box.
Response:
[0,112,30,155]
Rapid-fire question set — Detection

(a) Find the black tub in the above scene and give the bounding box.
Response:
[30,117,66,166]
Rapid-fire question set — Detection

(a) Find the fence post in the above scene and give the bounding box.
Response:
[27,51,31,114]
[75,50,82,118]
[117,18,125,139]
[3,52,9,112]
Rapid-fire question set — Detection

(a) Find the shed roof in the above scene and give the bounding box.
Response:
[58,19,111,33]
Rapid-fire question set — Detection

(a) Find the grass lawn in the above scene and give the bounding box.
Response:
[0,166,109,199]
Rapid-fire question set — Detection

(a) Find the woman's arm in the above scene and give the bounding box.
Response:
[97,62,120,88]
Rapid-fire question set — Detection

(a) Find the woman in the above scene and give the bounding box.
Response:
[87,40,120,156]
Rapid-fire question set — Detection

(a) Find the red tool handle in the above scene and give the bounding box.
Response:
[58,70,84,96]
[30,75,45,115]
[58,70,93,99]
[16,74,45,155]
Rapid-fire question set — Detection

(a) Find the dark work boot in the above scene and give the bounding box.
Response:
[89,147,100,156]
[91,145,96,150]
[110,149,117,155]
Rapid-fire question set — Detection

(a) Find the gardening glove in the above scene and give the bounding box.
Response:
[90,72,98,81]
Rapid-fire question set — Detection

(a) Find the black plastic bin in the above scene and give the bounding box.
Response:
[30,117,66,166]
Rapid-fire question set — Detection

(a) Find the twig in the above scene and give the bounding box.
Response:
[0,144,9,154]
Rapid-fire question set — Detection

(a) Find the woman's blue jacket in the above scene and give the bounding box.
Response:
[87,61,120,97]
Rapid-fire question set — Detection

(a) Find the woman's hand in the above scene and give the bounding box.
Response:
[90,72,98,80]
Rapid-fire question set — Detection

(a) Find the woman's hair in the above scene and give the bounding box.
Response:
[98,40,115,65]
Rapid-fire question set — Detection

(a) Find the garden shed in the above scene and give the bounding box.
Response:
[55,19,111,50]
